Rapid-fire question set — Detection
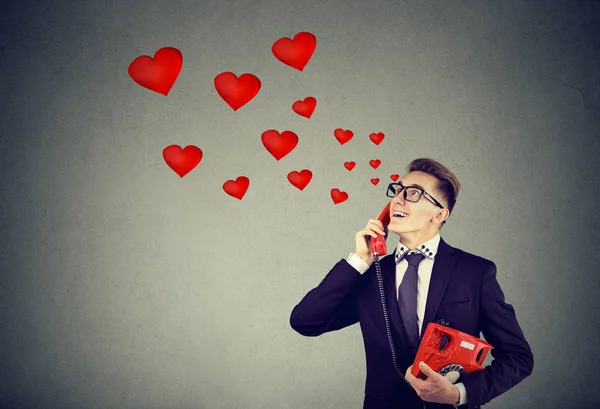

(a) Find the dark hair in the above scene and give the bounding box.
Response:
[407,158,461,227]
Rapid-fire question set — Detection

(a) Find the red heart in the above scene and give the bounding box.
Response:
[288,169,313,190]
[261,130,299,160]
[369,132,385,145]
[334,128,353,145]
[369,159,381,169]
[371,178,380,186]
[162,145,202,177]
[214,72,261,111]
[344,161,356,171]
[390,174,399,181]
[128,47,183,96]
[292,97,317,118]
[272,32,317,71]
[223,176,250,200]
[330,188,348,204]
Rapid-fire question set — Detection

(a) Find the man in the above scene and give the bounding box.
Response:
[290,158,533,409]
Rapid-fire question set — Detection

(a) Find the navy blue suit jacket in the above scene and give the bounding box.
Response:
[290,237,533,409]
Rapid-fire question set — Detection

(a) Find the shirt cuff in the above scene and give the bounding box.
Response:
[346,253,370,274]
[454,382,468,406]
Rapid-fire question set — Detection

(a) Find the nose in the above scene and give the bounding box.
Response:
[394,191,406,205]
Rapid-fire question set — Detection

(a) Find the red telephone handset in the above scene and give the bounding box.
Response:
[369,202,391,256]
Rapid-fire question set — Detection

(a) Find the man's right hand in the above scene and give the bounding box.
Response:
[354,218,387,266]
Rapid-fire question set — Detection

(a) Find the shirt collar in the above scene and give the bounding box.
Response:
[394,233,441,263]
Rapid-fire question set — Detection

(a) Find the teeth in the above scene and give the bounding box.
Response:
[393,211,408,217]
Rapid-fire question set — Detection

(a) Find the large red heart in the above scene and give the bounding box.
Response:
[344,161,356,171]
[292,97,316,118]
[214,72,261,111]
[261,130,299,160]
[223,176,250,200]
[330,188,348,204]
[371,178,380,186]
[334,128,353,145]
[128,47,183,96]
[369,132,385,145]
[272,32,317,71]
[288,169,313,190]
[162,145,202,177]
[369,159,381,169]
[390,174,399,181]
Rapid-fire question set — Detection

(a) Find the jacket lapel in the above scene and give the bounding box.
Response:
[421,237,459,336]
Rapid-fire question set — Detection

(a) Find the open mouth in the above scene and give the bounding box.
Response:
[393,211,409,218]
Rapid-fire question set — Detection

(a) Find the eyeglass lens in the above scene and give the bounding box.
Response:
[389,185,422,202]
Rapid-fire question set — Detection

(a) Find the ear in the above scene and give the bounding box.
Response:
[433,208,450,224]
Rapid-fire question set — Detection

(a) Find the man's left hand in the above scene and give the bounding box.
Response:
[405,361,460,405]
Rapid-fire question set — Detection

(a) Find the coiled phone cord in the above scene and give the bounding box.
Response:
[373,254,413,389]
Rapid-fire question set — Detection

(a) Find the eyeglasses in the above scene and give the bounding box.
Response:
[386,183,444,209]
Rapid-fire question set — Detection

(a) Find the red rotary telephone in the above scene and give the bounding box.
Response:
[411,321,493,379]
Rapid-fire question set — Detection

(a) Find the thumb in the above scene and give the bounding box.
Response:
[418,361,438,377]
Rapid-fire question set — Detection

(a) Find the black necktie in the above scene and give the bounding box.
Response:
[398,253,425,351]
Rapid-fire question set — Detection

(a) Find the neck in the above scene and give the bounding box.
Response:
[398,229,438,250]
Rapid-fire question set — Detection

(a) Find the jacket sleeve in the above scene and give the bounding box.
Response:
[460,262,534,408]
[290,259,365,336]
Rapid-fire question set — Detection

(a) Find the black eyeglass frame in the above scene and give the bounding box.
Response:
[386,182,445,209]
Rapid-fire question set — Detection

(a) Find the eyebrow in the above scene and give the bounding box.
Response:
[399,182,426,190]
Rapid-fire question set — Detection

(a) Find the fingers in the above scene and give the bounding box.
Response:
[366,218,386,236]
[355,229,378,242]
[354,218,388,261]
[364,229,379,239]
[356,219,386,240]
[405,365,423,387]
[405,366,415,385]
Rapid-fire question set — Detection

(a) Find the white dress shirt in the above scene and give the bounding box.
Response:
[346,232,468,407]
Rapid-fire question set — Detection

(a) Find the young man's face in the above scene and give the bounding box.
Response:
[387,171,448,236]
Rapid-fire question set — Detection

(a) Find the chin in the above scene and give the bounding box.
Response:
[387,229,401,236]
[388,221,416,235]
[387,225,407,235]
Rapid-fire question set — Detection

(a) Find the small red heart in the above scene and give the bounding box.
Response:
[344,161,356,171]
[390,174,399,181]
[261,130,299,160]
[223,176,250,200]
[330,188,348,204]
[162,145,202,177]
[272,32,317,71]
[334,128,354,145]
[128,47,183,96]
[371,178,380,186]
[369,159,382,169]
[214,72,261,111]
[288,169,313,190]
[369,132,385,145]
[292,97,317,118]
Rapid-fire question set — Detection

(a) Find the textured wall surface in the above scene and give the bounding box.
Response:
[2,1,599,408]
